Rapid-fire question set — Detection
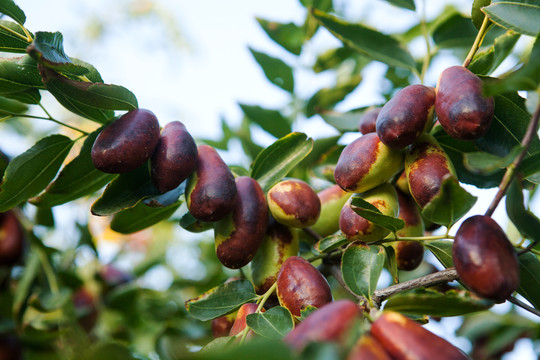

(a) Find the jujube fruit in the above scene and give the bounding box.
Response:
[72,287,98,333]
[214,176,268,269]
[185,145,237,222]
[358,106,381,135]
[0,335,22,360]
[267,179,321,228]
[0,211,24,267]
[284,299,361,352]
[347,334,392,360]
[376,84,435,149]
[435,66,494,140]
[309,184,352,237]
[251,217,299,294]
[211,312,236,338]
[339,183,398,242]
[405,134,456,208]
[334,133,403,193]
[276,256,332,317]
[91,108,160,173]
[229,303,263,338]
[370,311,468,360]
[151,121,198,193]
[452,215,519,302]
[393,190,424,271]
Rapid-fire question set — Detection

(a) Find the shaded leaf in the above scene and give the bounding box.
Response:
[341,242,385,300]
[185,280,258,321]
[472,0,492,29]
[250,132,313,192]
[27,32,88,76]
[421,175,477,227]
[314,234,348,253]
[0,56,42,98]
[0,0,26,24]
[506,179,540,246]
[382,0,415,10]
[91,164,161,216]
[483,0,540,36]
[425,240,454,268]
[319,109,363,132]
[463,146,520,175]
[246,306,294,340]
[432,11,478,49]
[13,251,40,320]
[256,18,304,55]
[249,48,294,93]
[191,338,293,360]
[306,75,361,117]
[313,46,356,73]
[312,9,416,71]
[0,135,74,212]
[469,31,520,75]
[384,288,494,316]
[239,104,291,138]
[351,196,405,233]
[83,343,135,360]
[384,245,399,284]
[517,252,540,309]
[30,128,116,207]
[0,20,31,53]
[0,95,27,113]
[110,201,181,234]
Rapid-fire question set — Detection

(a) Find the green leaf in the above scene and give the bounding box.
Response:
[249,48,294,93]
[0,56,42,99]
[520,151,540,183]
[350,196,405,233]
[83,342,135,360]
[0,135,74,212]
[319,109,363,132]
[341,242,385,300]
[192,338,293,360]
[306,75,361,117]
[432,11,478,49]
[13,251,40,320]
[250,132,313,192]
[313,46,356,73]
[0,20,32,53]
[27,32,88,76]
[185,280,258,321]
[0,0,26,24]
[476,93,540,156]
[246,306,294,340]
[110,201,181,234]
[425,240,454,268]
[517,252,540,309]
[382,0,415,11]
[384,245,399,284]
[239,104,291,138]
[39,66,138,123]
[472,0,492,29]
[0,95,27,113]
[506,179,540,246]
[384,288,494,316]
[178,208,214,233]
[91,164,161,216]
[469,31,520,75]
[297,135,341,169]
[483,0,540,36]
[312,9,416,72]
[421,176,477,227]
[484,35,540,94]
[256,18,304,55]
[314,234,348,253]
[30,128,117,207]
[463,146,520,175]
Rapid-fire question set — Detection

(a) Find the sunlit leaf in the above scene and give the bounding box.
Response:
[425,240,454,268]
[314,234,348,254]
[110,201,181,234]
[250,48,294,93]
[256,18,304,55]
[483,0,540,36]
[246,306,294,340]
[239,104,291,138]
[469,31,520,75]
[350,196,405,233]
[382,0,415,11]
[341,242,385,300]
[306,75,361,117]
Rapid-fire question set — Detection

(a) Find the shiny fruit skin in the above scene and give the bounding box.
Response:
[371,312,469,360]
[393,190,424,271]
[405,134,456,208]
[267,179,321,228]
[0,211,24,267]
[185,145,237,222]
[91,108,160,173]
[347,334,392,360]
[335,133,403,193]
[284,299,361,352]
[214,176,268,269]
[151,121,198,193]
[339,183,398,242]
[376,84,436,149]
[435,66,494,140]
[251,217,299,295]
[276,256,332,317]
[358,107,381,135]
[310,184,353,237]
[229,303,261,337]
[453,215,519,302]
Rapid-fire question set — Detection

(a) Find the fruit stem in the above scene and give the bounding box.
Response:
[518,241,539,256]
[507,296,540,318]
[371,268,459,309]
[463,15,491,68]
[256,281,277,313]
[485,102,540,217]
[377,234,454,244]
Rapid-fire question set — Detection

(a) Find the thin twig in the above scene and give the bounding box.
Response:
[518,241,538,256]
[485,103,540,217]
[372,268,459,308]
[507,296,540,318]
[463,15,491,68]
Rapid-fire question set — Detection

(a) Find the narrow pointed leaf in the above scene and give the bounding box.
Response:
[306,75,361,117]
[341,242,385,300]
[239,104,291,138]
[250,132,313,192]
[517,252,540,309]
[249,48,294,93]
[320,109,364,132]
[314,234,348,253]
[246,306,294,340]
[425,240,454,268]
[0,135,74,212]
[382,0,415,10]
[110,201,181,234]
[483,1,540,36]
[351,196,405,233]
[312,9,416,71]
[0,0,26,24]
[185,280,258,321]
[256,18,304,55]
